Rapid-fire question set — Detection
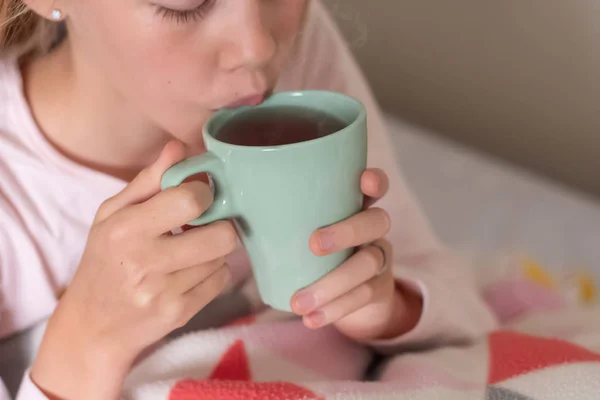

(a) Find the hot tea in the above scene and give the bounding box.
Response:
[216,106,347,147]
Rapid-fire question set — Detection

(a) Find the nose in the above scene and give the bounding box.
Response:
[218,3,277,71]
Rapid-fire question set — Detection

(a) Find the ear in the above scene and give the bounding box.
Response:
[22,0,67,21]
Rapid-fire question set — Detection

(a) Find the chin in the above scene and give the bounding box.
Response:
[164,101,212,126]
[180,118,212,147]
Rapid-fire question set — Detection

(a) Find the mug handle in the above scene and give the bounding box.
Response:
[161,152,233,226]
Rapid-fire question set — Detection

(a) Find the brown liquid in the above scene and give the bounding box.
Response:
[216,106,347,147]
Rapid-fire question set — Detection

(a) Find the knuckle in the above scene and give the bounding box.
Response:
[99,219,155,283]
[96,198,114,220]
[124,257,149,284]
[96,221,129,256]
[132,287,158,310]
[105,218,131,244]
[120,246,153,282]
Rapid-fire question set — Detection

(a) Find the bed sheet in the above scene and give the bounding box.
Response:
[385,115,600,281]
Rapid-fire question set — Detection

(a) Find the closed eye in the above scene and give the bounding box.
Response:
[155,0,216,24]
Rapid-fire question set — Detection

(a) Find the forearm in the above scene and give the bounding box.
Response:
[369,251,498,353]
[334,279,424,344]
[30,303,134,400]
[378,283,423,340]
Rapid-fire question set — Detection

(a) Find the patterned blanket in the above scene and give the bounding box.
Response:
[121,255,600,400]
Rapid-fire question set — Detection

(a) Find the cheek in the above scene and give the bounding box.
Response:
[273,0,309,42]
[267,0,309,66]
[70,4,215,105]
[140,38,217,104]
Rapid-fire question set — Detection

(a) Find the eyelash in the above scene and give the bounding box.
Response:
[156,0,215,24]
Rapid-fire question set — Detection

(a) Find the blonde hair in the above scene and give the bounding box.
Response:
[0,0,59,58]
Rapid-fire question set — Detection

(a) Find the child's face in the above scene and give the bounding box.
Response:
[65,0,308,144]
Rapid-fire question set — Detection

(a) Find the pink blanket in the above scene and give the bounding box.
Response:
[121,256,600,400]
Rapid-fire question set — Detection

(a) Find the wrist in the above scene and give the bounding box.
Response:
[31,301,135,400]
[376,283,423,340]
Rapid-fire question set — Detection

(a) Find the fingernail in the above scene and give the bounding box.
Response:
[319,230,335,252]
[293,292,316,314]
[306,311,327,328]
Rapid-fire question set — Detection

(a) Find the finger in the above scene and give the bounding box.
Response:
[155,221,238,272]
[169,259,227,294]
[131,260,227,309]
[361,168,389,209]
[120,180,214,237]
[303,273,388,329]
[179,265,232,322]
[292,243,387,315]
[96,141,186,223]
[309,207,391,256]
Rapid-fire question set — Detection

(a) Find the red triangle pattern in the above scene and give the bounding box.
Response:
[227,315,257,327]
[169,380,324,400]
[169,339,324,400]
[488,330,600,384]
[209,340,251,381]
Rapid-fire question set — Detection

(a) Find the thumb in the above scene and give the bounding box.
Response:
[95,141,186,223]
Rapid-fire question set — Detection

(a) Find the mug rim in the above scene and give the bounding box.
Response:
[203,90,366,151]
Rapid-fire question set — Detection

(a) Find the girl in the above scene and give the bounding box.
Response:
[0,0,496,399]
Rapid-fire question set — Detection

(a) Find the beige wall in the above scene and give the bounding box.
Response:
[324,0,600,196]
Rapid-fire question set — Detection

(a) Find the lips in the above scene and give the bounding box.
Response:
[221,93,267,109]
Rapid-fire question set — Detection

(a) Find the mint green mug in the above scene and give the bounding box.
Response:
[161,90,367,311]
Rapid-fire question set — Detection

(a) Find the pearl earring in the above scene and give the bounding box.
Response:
[51,9,62,20]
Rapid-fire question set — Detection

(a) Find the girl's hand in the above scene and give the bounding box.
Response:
[291,169,423,342]
[31,142,237,400]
